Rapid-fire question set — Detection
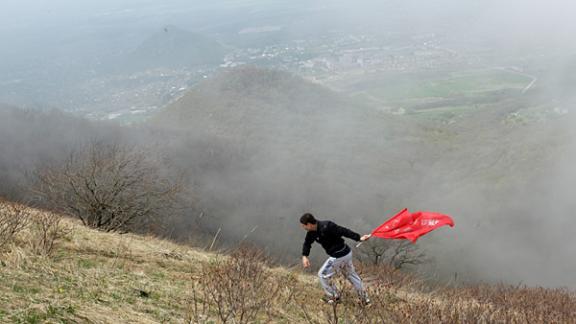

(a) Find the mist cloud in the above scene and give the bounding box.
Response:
[1,0,576,288]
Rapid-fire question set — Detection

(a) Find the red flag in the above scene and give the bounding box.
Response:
[370,208,454,243]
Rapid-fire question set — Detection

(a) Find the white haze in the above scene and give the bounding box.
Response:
[1,0,576,288]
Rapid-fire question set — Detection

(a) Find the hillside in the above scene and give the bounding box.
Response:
[1,201,575,323]
[149,65,416,185]
[123,26,227,70]
[151,66,379,137]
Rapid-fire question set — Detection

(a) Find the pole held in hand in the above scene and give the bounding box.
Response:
[355,234,371,248]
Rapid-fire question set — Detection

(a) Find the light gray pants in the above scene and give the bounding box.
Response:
[318,251,366,298]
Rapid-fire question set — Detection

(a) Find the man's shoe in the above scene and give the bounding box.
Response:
[322,296,341,305]
[361,297,371,306]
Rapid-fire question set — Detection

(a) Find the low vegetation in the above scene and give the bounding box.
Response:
[0,201,574,323]
[34,141,183,233]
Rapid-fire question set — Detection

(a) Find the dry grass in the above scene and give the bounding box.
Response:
[0,201,574,323]
[0,202,209,323]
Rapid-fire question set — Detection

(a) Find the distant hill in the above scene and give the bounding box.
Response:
[123,25,227,70]
[152,66,388,139]
[150,65,568,201]
[150,67,434,254]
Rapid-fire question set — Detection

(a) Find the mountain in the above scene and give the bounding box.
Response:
[150,66,418,251]
[123,25,227,70]
[150,65,411,190]
[151,66,394,139]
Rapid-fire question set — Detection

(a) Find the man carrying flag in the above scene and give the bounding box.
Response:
[300,213,371,304]
[300,210,454,304]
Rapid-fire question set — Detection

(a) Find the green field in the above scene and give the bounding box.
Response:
[355,70,531,102]
[338,69,534,120]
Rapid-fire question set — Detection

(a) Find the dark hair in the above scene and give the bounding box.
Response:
[300,213,317,225]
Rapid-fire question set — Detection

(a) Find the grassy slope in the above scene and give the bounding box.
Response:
[0,202,319,323]
[0,205,206,323]
[1,202,575,323]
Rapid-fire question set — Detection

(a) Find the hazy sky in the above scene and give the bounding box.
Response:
[2,0,573,26]
[3,0,575,50]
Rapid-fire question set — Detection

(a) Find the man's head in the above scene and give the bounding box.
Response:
[300,213,318,231]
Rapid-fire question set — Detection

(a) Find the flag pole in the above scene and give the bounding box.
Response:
[355,234,371,248]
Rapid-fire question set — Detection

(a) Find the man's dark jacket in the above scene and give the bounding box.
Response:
[302,220,361,258]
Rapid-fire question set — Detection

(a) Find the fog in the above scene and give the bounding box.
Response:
[1,0,576,288]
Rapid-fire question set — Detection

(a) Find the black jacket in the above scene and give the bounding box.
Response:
[302,220,361,258]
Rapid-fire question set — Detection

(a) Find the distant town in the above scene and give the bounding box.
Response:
[0,25,547,124]
[78,31,496,123]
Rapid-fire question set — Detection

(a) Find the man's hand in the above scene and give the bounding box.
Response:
[302,256,311,268]
[360,234,372,242]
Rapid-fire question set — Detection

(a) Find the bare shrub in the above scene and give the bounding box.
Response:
[360,266,576,323]
[333,286,397,324]
[188,246,282,323]
[295,276,398,324]
[28,211,69,256]
[0,203,30,250]
[293,261,403,324]
[356,239,427,269]
[447,284,576,323]
[186,279,213,324]
[34,141,182,233]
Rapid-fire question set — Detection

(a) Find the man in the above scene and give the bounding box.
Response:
[300,213,371,304]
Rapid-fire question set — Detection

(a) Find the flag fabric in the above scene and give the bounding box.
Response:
[370,208,454,243]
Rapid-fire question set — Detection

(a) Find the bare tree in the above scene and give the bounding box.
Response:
[29,211,69,256]
[0,202,30,250]
[34,141,182,233]
[356,239,427,270]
